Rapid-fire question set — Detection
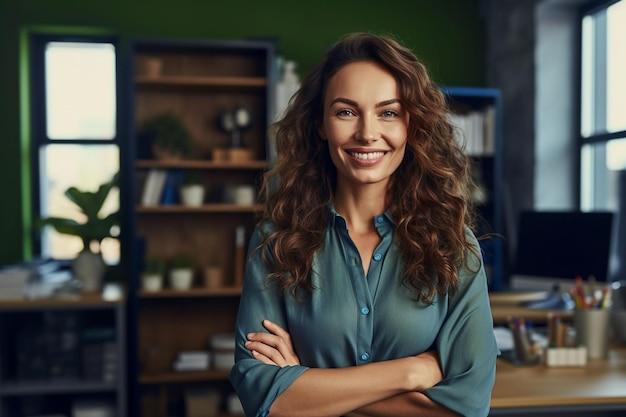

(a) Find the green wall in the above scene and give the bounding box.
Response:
[0,0,485,266]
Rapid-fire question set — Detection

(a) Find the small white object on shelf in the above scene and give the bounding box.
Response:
[210,333,236,370]
[545,346,587,367]
[173,350,211,371]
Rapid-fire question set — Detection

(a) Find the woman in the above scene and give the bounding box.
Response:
[230,32,497,417]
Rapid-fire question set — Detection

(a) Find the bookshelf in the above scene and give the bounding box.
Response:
[0,297,126,417]
[125,38,275,417]
[442,86,504,290]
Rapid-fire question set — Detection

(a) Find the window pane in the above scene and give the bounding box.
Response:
[40,145,120,264]
[581,15,594,137]
[607,0,626,133]
[581,141,621,211]
[45,42,116,140]
[607,138,626,171]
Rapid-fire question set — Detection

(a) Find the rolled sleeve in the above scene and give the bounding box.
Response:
[229,225,310,417]
[423,232,498,417]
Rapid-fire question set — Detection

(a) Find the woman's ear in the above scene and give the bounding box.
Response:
[318,124,327,141]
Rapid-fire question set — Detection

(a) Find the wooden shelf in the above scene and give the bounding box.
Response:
[136,159,268,170]
[139,369,230,384]
[0,380,118,396]
[136,204,262,213]
[135,75,267,88]
[139,287,242,298]
[0,295,123,310]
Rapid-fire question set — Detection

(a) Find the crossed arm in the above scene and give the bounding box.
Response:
[245,319,460,417]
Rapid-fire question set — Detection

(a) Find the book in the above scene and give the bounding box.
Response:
[173,350,211,371]
[160,169,183,205]
[177,351,210,362]
[0,267,30,299]
[140,169,167,206]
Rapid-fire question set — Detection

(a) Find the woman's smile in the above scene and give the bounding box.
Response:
[346,149,388,164]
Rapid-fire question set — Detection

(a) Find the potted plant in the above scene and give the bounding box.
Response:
[168,253,195,291]
[142,257,166,292]
[140,113,194,160]
[37,173,120,294]
[179,171,205,207]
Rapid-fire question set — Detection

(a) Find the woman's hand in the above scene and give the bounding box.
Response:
[245,319,301,367]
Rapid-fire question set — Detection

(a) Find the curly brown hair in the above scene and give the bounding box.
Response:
[258,32,480,303]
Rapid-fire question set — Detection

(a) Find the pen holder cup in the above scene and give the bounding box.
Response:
[574,308,610,359]
[611,281,626,345]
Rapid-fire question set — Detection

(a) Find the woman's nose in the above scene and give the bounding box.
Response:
[355,115,379,143]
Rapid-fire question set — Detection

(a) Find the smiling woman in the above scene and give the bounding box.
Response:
[230,32,497,417]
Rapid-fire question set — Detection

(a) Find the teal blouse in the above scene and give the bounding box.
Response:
[230,208,497,417]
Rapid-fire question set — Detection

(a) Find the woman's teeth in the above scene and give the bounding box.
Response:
[349,151,385,160]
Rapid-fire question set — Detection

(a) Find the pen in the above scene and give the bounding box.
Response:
[600,286,611,309]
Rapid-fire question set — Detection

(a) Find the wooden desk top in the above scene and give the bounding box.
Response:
[491,347,626,409]
[490,292,626,409]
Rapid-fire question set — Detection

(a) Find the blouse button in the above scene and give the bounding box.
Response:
[360,306,370,315]
[375,215,384,224]
[373,253,382,261]
[360,352,370,361]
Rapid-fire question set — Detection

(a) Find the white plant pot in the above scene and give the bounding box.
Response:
[180,185,205,207]
[72,250,106,294]
[169,268,194,290]
[142,273,164,292]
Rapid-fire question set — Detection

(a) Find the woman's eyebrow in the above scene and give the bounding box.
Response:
[329,97,401,108]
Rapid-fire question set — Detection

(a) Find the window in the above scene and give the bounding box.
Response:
[31,35,121,264]
[580,0,626,211]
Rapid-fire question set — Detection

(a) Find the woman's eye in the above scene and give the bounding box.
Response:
[381,110,398,118]
[336,109,355,117]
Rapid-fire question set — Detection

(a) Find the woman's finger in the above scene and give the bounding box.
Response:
[261,320,300,365]
[245,320,300,366]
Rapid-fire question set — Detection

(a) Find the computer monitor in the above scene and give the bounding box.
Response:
[509,211,614,292]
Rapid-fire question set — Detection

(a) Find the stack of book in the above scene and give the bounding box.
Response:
[173,351,211,372]
[209,333,236,371]
[0,266,29,299]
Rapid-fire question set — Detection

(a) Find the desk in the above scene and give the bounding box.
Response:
[489,293,626,416]
[490,347,626,416]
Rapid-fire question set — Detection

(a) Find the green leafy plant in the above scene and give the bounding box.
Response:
[182,171,202,186]
[169,253,195,269]
[144,258,166,275]
[141,113,193,159]
[37,173,120,253]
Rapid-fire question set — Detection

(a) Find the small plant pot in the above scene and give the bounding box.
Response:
[204,266,224,288]
[144,58,163,77]
[180,184,205,207]
[169,268,194,290]
[142,273,164,292]
[73,250,106,294]
[136,57,163,77]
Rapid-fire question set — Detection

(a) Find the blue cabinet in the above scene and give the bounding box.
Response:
[441,87,504,290]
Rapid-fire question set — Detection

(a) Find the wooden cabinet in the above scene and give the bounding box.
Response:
[442,87,504,290]
[126,38,275,417]
[0,297,126,417]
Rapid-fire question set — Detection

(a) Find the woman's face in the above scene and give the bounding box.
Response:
[322,61,408,191]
